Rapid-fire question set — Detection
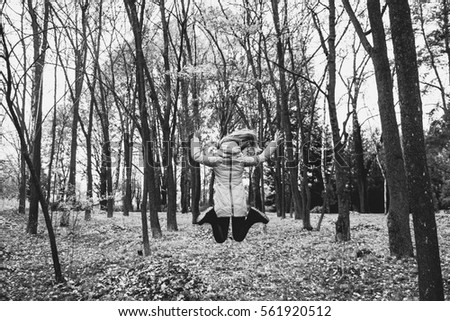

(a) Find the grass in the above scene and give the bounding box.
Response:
[1,208,450,301]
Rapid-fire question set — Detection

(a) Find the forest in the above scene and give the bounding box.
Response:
[1,0,450,301]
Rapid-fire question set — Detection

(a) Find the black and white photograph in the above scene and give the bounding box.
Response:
[1,0,449,318]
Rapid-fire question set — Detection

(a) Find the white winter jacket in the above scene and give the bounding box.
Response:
[191,136,278,218]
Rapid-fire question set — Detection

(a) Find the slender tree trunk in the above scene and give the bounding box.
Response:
[179,1,201,222]
[180,76,191,214]
[189,85,201,222]
[353,106,366,213]
[2,23,64,282]
[271,0,306,226]
[125,0,152,255]
[66,2,88,212]
[18,8,28,215]
[95,54,114,218]
[84,2,103,219]
[85,95,94,220]
[317,102,329,230]
[46,45,59,207]
[58,2,89,226]
[190,109,201,222]
[328,0,350,241]
[287,36,312,229]
[100,89,114,218]
[26,0,50,234]
[365,0,414,257]
[387,0,444,300]
[252,165,264,211]
[159,0,178,231]
[341,0,413,256]
[19,150,27,214]
[123,128,134,216]
[125,0,162,245]
[442,0,450,114]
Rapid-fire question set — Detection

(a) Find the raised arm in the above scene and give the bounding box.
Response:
[242,130,284,166]
[190,131,223,167]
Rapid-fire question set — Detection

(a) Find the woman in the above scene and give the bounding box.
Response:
[190,129,283,243]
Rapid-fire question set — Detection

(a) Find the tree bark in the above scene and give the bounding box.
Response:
[26,0,50,234]
[328,0,350,241]
[271,0,307,227]
[65,1,89,222]
[123,128,133,216]
[18,7,28,216]
[97,75,114,218]
[84,1,104,221]
[387,0,444,300]
[159,0,178,231]
[178,2,201,222]
[366,0,413,257]
[124,0,159,255]
[342,0,414,257]
[2,22,64,283]
[353,109,366,213]
[180,77,191,214]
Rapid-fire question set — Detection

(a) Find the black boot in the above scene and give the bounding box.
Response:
[246,207,269,225]
[195,207,216,225]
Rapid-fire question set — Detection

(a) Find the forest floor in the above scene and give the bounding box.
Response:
[1,207,450,301]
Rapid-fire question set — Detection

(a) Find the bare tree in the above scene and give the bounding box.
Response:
[159,0,178,231]
[26,0,50,234]
[325,0,351,241]
[342,0,413,257]
[387,0,444,300]
[1,16,64,283]
[51,1,89,225]
[125,0,162,253]
[270,0,309,228]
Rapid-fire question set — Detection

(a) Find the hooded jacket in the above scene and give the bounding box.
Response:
[191,135,278,218]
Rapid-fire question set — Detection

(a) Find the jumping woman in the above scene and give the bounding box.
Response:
[190,129,283,243]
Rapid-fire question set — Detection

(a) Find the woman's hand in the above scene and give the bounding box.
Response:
[274,130,284,145]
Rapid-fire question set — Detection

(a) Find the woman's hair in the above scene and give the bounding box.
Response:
[218,129,261,152]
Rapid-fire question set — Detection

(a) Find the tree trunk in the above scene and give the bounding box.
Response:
[82,2,102,220]
[387,0,444,300]
[96,61,114,218]
[179,83,190,211]
[352,92,367,213]
[288,35,313,229]
[124,0,161,254]
[364,0,414,257]
[190,133,201,223]
[342,0,414,257]
[2,22,64,282]
[252,165,264,211]
[66,2,88,216]
[180,75,191,214]
[26,0,50,234]
[123,129,133,217]
[46,50,60,208]
[18,7,27,216]
[19,146,27,215]
[271,0,305,225]
[159,0,178,231]
[84,5,102,219]
[178,0,201,222]
[189,90,201,221]
[318,103,330,231]
[85,96,94,221]
[327,0,350,241]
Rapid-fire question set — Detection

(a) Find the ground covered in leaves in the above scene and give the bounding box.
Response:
[1,208,450,301]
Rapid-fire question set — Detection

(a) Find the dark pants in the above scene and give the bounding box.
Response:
[211,217,247,243]
[201,207,267,243]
